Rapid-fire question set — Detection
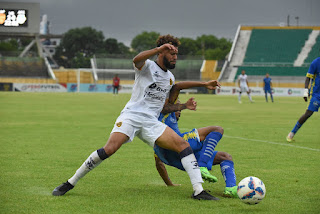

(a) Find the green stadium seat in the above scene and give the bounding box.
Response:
[244,29,311,64]
[304,35,320,64]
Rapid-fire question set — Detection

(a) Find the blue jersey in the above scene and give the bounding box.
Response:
[263,77,272,91]
[158,112,181,135]
[307,57,320,99]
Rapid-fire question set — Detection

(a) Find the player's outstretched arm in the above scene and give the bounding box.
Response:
[168,80,221,104]
[133,43,177,70]
[161,97,197,115]
[155,156,180,186]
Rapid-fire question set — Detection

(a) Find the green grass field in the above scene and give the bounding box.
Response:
[0,92,319,214]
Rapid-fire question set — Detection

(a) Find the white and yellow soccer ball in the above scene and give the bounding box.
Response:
[237,176,266,205]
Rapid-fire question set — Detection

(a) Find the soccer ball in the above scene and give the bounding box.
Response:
[237,176,266,205]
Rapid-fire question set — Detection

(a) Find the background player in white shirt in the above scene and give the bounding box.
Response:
[237,70,253,103]
[52,35,220,200]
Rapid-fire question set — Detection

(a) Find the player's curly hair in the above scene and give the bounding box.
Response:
[156,34,181,47]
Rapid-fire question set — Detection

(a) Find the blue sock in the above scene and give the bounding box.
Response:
[265,93,268,102]
[270,93,274,102]
[198,132,222,167]
[291,121,302,134]
[220,160,236,187]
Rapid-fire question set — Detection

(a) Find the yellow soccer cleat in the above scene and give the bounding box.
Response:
[286,132,295,143]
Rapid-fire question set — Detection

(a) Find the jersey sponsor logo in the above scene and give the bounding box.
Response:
[156,86,167,93]
[170,79,173,85]
[116,122,122,127]
[144,91,165,101]
[148,83,168,93]
[149,83,157,89]
[145,82,168,101]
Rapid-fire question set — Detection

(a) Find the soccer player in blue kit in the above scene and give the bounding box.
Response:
[263,73,273,102]
[154,98,238,197]
[287,57,320,142]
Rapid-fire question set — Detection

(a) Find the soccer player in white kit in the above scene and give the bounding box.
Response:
[237,70,253,103]
[52,35,220,200]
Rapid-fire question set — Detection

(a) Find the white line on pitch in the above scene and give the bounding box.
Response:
[223,135,320,152]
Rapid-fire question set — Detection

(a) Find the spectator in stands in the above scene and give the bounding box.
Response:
[286,57,320,142]
[237,70,253,103]
[112,74,120,94]
[263,73,273,102]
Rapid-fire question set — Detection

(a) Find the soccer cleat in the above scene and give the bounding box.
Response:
[238,101,242,104]
[200,167,218,183]
[52,181,74,196]
[286,132,295,143]
[223,186,238,198]
[192,190,220,200]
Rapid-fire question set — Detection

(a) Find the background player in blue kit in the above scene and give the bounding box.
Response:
[287,57,320,142]
[155,99,238,198]
[263,73,273,102]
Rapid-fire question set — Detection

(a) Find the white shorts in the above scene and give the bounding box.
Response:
[239,85,249,93]
[111,112,167,147]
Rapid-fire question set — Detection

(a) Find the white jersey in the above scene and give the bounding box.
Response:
[238,74,248,87]
[121,59,175,119]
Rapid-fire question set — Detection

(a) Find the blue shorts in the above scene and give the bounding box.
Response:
[180,129,202,152]
[264,88,272,94]
[307,96,320,112]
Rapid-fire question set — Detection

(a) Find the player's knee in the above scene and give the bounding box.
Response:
[177,140,190,151]
[220,152,233,161]
[216,126,224,135]
[225,153,233,161]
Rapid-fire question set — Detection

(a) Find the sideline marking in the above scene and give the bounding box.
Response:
[224,135,320,152]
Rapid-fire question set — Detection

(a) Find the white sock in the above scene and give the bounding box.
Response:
[68,150,103,186]
[248,94,252,101]
[181,153,204,195]
[238,93,241,102]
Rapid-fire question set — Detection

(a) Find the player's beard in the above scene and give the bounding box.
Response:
[163,55,176,69]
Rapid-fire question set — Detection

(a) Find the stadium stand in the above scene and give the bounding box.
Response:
[219,26,320,86]
[201,60,220,81]
[244,29,311,64]
[94,57,202,81]
[53,69,93,83]
[304,33,320,64]
[0,57,50,78]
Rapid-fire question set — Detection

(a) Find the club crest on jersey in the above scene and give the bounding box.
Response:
[170,79,173,85]
[116,122,122,127]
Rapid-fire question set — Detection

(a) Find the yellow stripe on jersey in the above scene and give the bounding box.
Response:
[161,113,170,123]
[306,73,315,79]
[154,153,158,158]
[310,73,317,96]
